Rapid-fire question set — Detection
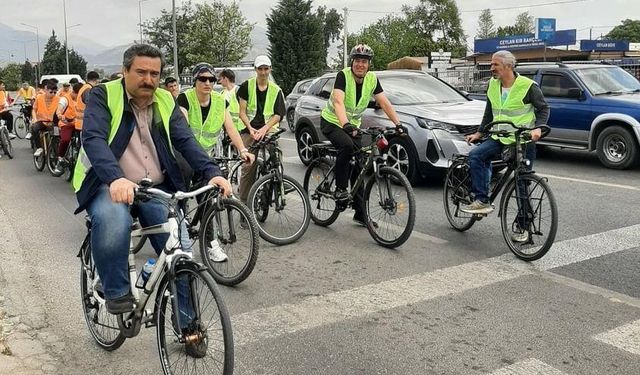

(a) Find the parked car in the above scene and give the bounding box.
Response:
[285,78,314,131]
[469,62,640,169]
[293,70,486,183]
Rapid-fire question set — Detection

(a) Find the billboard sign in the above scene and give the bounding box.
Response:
[580,40,630,51]
[537,18,556,42]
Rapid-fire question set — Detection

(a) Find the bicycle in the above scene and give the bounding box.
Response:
[443,120,558,261]
[52,129,81,181]
[0,118,13,159]
[12,102,32,139]
[32,123,60,175]
[303,127,416,249]
[241,128,311,245]
[79,181,234,374]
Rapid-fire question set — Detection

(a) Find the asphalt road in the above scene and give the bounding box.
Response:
[1,128,640,375]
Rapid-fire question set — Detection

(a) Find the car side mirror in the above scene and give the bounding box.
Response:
[368,99,380,109]
[567,88,583,99]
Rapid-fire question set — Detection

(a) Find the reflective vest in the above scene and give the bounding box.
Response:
[246,78,281,128]
[75,83,93,130]
[321,68,377,128]
[59,93,76,128]
[34,95,60,122]
[487,75,536,145]
[184,88,225,151]
[224,86,244,131]
[0,91,8,110]
[18,86,36,101]
[72,79,175,192]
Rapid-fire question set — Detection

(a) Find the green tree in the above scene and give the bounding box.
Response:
[514,12,534,34]
[496,25,519,37]
[67,48,88,77]
[477,9,496,39]
[403,0,467,57]
[267,0,325,95]
[316,6,343,68]
[186,1,253,66]
[347,15,421,70]
[606,19,640,41]
[144,1,195,73]
[0,63,24,90]
[40,30,65,75]
[21,61,35,85]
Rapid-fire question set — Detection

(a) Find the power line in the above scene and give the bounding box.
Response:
[461,0,589,13]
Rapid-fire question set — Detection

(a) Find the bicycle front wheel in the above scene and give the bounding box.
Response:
[364,166,416,248]
[443,160,476,232]
[248,173,311,245]
[156,265,234,375]
[14,116,28,139]
[199,198,259,286]
[0,128,13,159]
[47,137,61,176]
[303,157,340,227]
[500,174,558,261]
[79,234,126,351]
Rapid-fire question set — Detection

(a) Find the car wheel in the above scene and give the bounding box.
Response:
[387,136,420,184]
[296,126,317,166]
[596,125,639,169]
[286,109,296,132]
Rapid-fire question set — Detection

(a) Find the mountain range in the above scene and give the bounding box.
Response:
[0,22,270,74]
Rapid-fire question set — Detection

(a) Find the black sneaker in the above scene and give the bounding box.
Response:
[105,293,135,315]
[334,188,349,202]
[353,214,378,229]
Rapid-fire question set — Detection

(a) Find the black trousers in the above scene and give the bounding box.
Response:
[320,118,365,216]
[0,111,13,132]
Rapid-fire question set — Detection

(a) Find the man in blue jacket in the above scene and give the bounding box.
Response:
[74,44,231,315]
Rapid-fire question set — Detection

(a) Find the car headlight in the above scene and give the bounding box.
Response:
[416,118,458,133]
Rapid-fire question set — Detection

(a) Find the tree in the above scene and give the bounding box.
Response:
[316,6,342,68]
[144,1,196,74]
[477,9,496,39]
[402,0,467,57]
[347,15,422,70]
[496,25,519,37]
[514,12,534,35]
[0,63,24,90]
[21,61,35,85]
[186,1,253,66]
[606,19,640,42]
[267,0,325,95]
[40,30,87,75]
[67,48,88,77]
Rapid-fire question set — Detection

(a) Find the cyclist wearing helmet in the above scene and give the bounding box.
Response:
[320,44,402,226]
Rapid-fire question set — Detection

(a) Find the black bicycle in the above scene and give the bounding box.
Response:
[52,129,81,181]
[443,120,558,261]
[238,128,311,245]
[304,127,416,249]
[12,102,32,139]
[0,117,13,159]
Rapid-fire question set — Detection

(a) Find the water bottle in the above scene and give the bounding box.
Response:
[136,258,156,288]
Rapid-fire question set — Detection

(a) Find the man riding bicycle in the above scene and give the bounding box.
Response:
[462,50,549,241]
[73,44,232,316]
[16,82,36,123]
[0,80,15,139]
[320,44,403,226]
[29,82,60,154]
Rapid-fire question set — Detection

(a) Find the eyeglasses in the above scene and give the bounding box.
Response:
[196,76,216,83]
[48,90,57,94]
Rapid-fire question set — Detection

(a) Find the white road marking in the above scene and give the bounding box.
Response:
[233,224,640,346]
[593,319,640,356]
[539,173,640,192]
[488,359,568,375]
[280,137,297,143]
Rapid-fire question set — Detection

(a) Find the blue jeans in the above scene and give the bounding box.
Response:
[468,138,536,203]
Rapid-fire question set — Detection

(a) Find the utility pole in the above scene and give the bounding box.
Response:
[63,0,69,74]
[138,0,148,43]
[343,7,348,68]
[172,0,179,80]
[21,23,40,83]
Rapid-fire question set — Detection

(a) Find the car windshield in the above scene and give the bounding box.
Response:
[380,74,467,105]
[573,67,640,95]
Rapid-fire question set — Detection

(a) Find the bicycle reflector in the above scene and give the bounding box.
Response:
[376,137,389,152]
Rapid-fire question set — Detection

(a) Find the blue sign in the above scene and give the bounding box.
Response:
[537,18,556,42]
[580,40,629,51]
[547,29,576,47]
[474,34,544,53]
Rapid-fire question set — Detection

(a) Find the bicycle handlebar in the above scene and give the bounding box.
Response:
[359,125,406,137]
[249,127,287,150]
[135,182,219,202]
[483,120,551,140]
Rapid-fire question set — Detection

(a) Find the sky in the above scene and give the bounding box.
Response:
[0,0,638,57]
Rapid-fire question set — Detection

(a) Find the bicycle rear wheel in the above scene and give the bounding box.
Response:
[443,160,477,231]
[364,166,416,248]
[199,198,259,286]
[248,173,311,245]
[303,157,339,226]
[500,174,558,261]
[14,116,28,139]
[0,127,13,159]
[156,264,234,375]
[47,137,61,176]
[79,234,126,351]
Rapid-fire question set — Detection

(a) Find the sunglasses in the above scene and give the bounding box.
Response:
[196,76,216,83]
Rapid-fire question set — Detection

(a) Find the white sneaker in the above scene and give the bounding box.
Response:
[8,133,16,140]
[25,132,32,140]
[511,230,529,243]
[33,148,43,157]
[207,240,228,262]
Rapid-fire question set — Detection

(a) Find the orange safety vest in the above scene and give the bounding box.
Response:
[58,88,71,97]
[0,91,8,111]
[74,83,92,130]
[34,95,60,123]
[59,93,76,128]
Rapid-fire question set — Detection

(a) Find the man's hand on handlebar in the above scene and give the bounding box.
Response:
[465,131,483,144]
[208,176,233,197]
[241,149,255,165]
[529,128,542,142]
[110,178,138,205]
[343,123,358,138]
